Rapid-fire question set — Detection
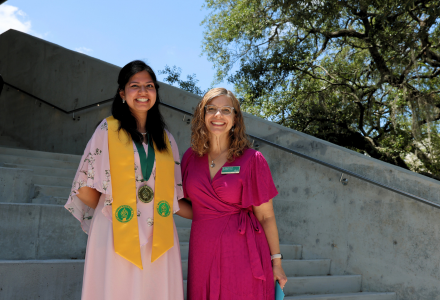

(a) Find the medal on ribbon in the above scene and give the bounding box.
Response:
[138,185,154,203]
[134,134,155,204]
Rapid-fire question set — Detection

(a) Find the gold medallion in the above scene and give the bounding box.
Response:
[138,185,154,203]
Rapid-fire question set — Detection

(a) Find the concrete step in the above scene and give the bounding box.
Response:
[281,244,303,259]
[177,227,190,243]
[0,203,192,260]
[286,292,396,300]
[0,260,188,300]
[2,162,77,177]
[0,166,33,203]
[0,153,79,169]
[174,215,192,228]
[32,174,72,187]
[33,184,71,198]
[0,260,83,300]
[284,259,331,277]
[0,136,29,149]
[0,203,87,260]
[182,259,188,279]
[0,261,377,300]
[180,242,189,260]
[32,196,67,205]
[284,275,362,296]
[0,146,81,163]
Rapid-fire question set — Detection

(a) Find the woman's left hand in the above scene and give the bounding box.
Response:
[273,262,288,289]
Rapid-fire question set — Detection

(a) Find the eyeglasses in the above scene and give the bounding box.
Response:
[205,105,235,116]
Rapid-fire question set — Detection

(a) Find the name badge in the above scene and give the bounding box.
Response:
[221,166,240,174]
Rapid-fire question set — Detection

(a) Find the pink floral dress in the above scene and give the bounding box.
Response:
[65,119,184,300]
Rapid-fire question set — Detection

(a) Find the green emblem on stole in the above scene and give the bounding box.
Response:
[156,201,171,217]
[115,205,134,223]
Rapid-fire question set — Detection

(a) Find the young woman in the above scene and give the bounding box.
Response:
[181,88,287,300]
[65,60,185,300]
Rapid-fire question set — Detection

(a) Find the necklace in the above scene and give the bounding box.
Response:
[209,149,228,168]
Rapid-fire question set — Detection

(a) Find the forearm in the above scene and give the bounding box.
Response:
[76,186,101,209]
[260,216,282,265]
[176,198,193,219]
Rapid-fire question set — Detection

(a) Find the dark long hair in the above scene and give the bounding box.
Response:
[111,60,168,151]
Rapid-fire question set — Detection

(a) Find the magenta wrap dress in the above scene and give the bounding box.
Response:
[181,148,278,300]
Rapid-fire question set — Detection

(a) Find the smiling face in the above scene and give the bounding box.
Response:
[119,70,157,116]
[204,95,235,138]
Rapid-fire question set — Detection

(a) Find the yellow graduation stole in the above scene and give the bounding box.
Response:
[107,116,175,268]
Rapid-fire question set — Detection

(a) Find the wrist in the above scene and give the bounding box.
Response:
[272,258,282,266]
[270,253,283,260]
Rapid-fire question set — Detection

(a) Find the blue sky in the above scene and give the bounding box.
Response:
[0,0,233,91]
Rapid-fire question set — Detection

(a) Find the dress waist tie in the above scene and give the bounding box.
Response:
[207,209,266,300]
[238,208,266,281]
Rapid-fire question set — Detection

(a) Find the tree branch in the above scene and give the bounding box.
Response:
[309,28,367,39]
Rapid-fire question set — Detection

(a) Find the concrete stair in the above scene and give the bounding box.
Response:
[0,153,79,169]
[0,133,29,149]
[0,145,396,300]
[32,174,73,186]
[3,162,77,177]
[286,294,397,300]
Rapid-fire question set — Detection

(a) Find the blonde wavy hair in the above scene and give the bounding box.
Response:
[191,88,252,161]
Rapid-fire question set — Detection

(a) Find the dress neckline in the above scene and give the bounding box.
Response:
[206,154,230,183]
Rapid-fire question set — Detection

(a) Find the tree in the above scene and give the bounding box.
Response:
[159,65,207,96]
[202,0,440,178]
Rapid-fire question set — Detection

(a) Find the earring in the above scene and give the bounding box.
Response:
[122,98,125,104]
[231,126,235,133]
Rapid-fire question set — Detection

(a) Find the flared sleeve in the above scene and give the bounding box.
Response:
[65,119,112,234]
[181,148,194,199]
[241,151,278,208]
[166,130,184,213]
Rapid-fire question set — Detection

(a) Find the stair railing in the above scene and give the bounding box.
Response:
[3,81,440,210]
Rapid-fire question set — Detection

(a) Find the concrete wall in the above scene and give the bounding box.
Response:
[2,29,440,299]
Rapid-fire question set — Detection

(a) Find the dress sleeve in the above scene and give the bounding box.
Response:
[241,151,278,208]
[181,148,194,199]
[166,130,184,213]
[64,119,112,234]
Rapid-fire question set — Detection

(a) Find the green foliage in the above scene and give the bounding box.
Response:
[202,0,440,178]
[159,65,208,96]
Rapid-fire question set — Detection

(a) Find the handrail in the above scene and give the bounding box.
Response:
[4,82,114,114]
[4,81,440,210]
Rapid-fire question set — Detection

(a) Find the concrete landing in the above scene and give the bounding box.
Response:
[287,292,396,300]
[0,260,83,300]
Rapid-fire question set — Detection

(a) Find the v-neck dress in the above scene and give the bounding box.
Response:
[181,148,278,300]
[65,119,184,300]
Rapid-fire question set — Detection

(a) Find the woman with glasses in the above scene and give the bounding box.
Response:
[181,88,287,300]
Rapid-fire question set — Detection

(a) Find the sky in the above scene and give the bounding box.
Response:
[0,0,233,91]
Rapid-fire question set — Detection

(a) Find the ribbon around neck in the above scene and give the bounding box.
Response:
[134,134,155,182]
